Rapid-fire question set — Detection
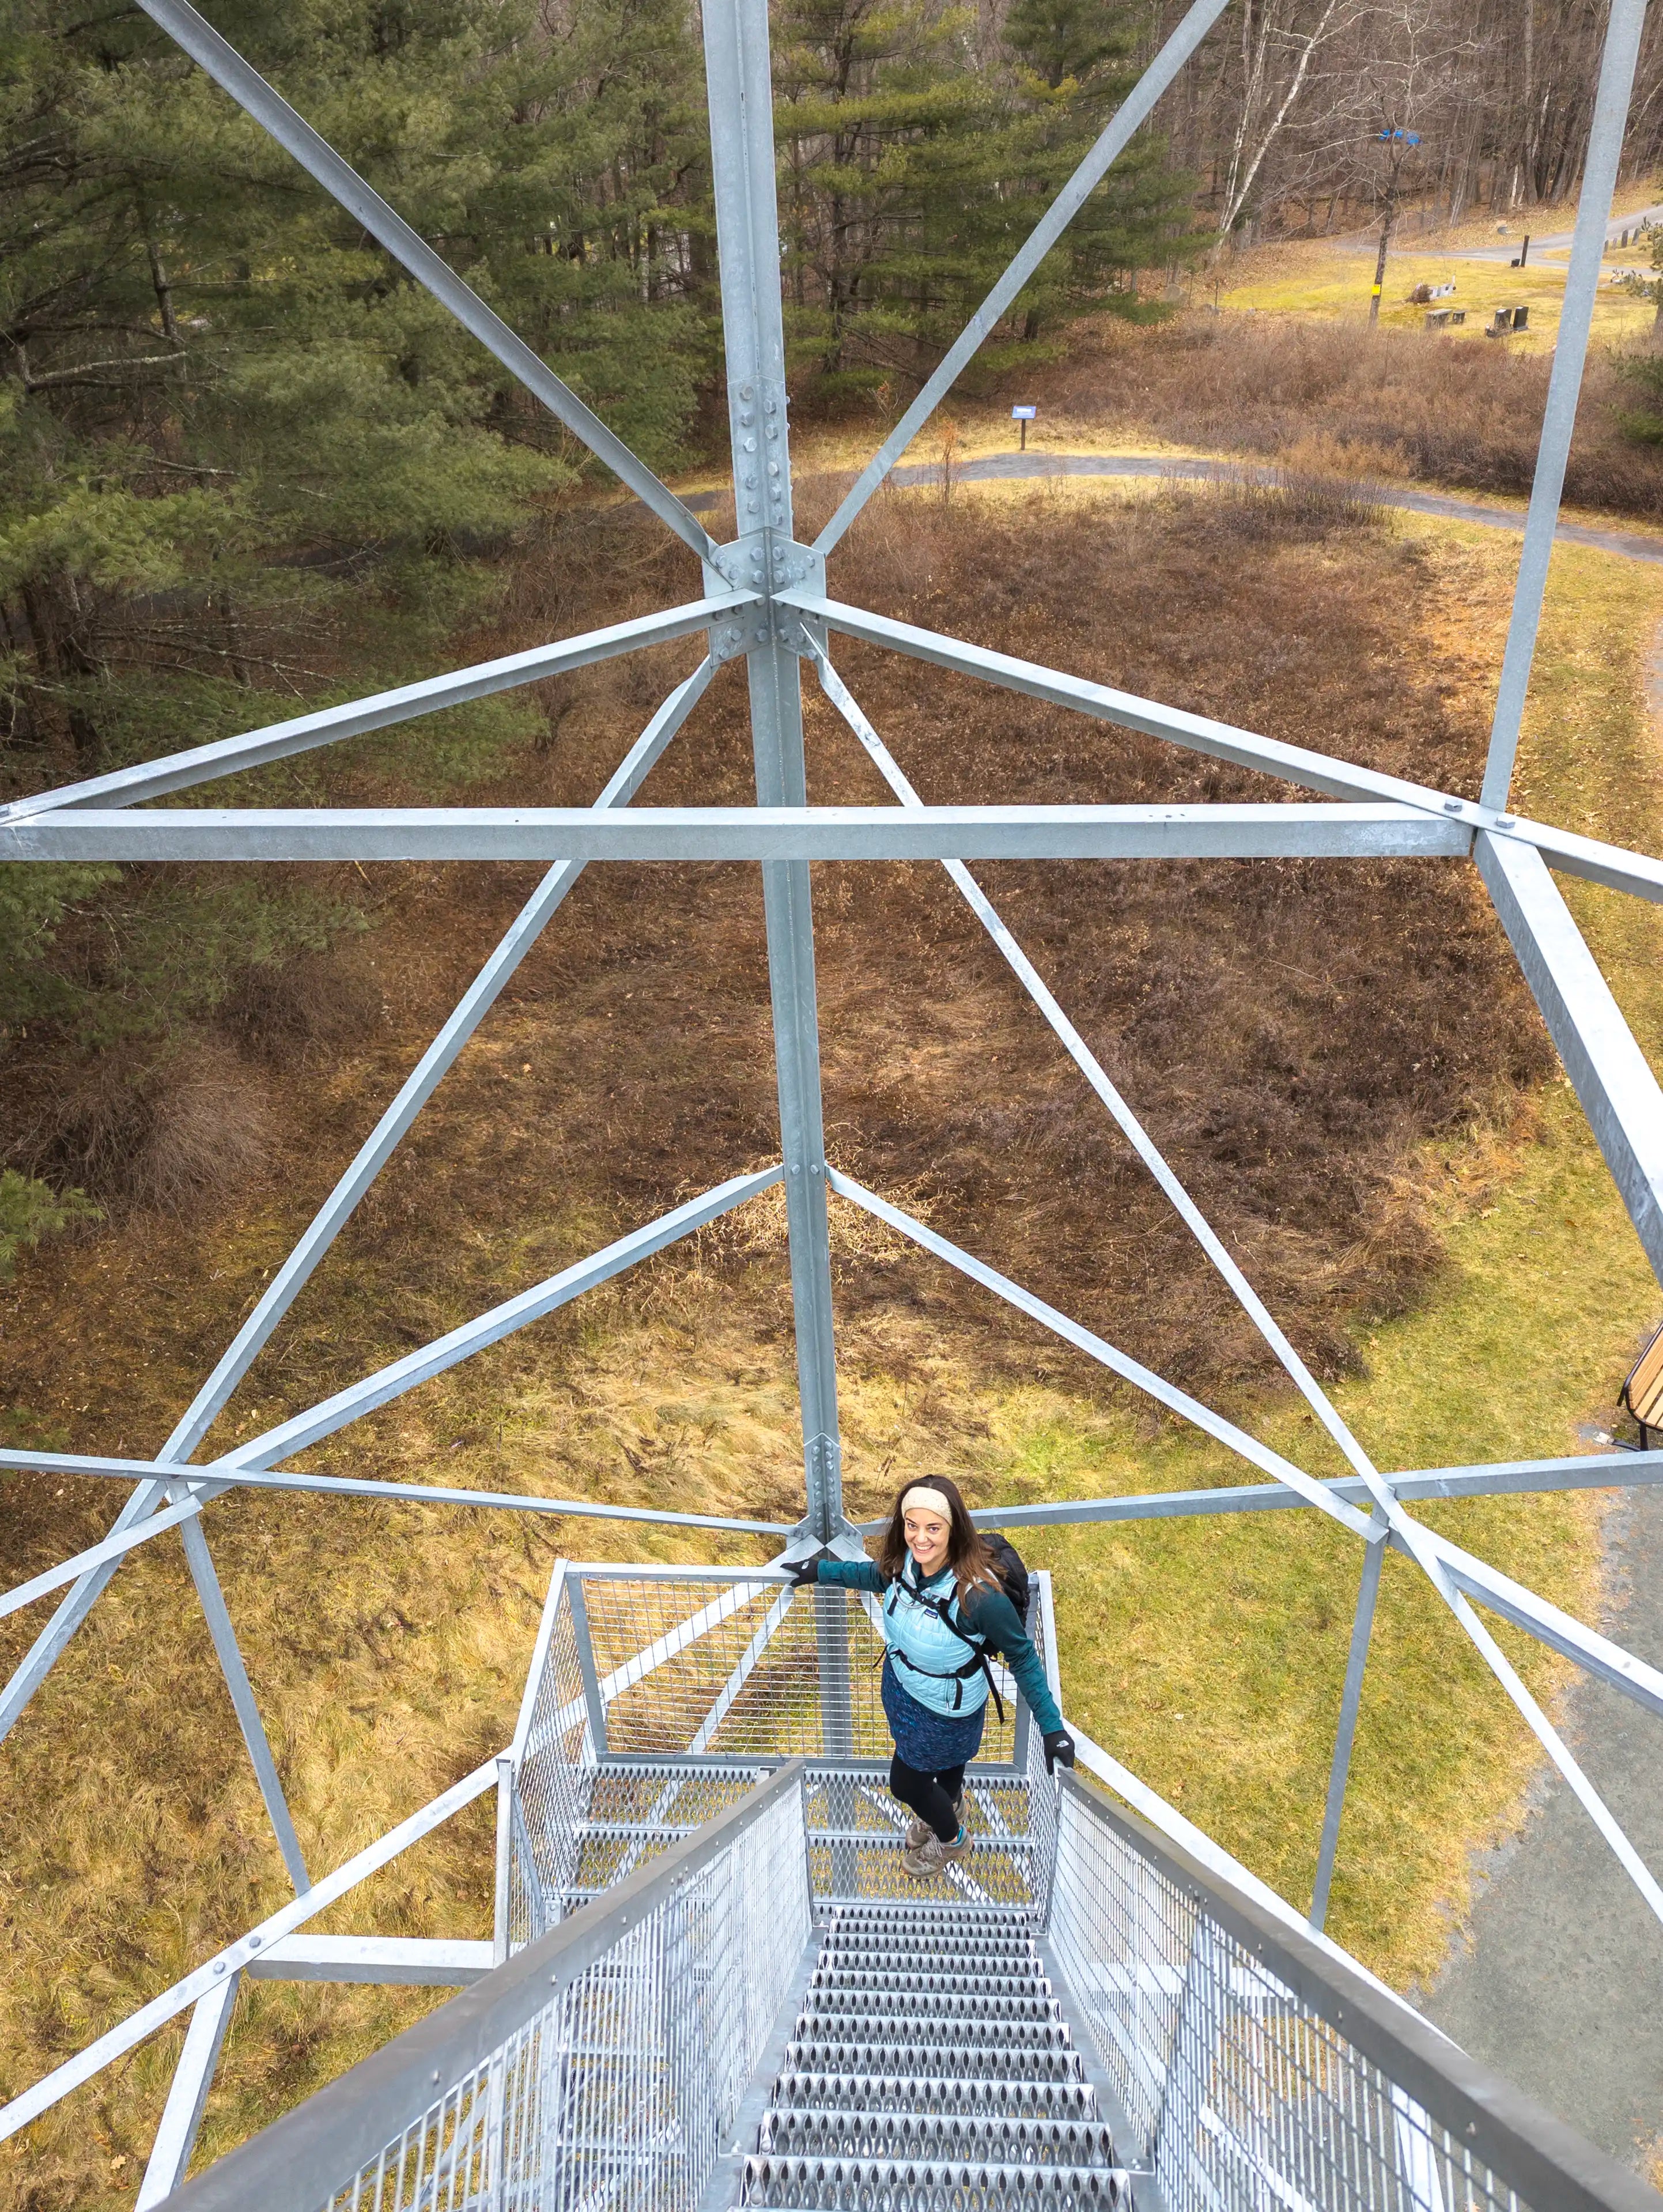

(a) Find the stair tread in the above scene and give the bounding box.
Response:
[783,2043,1084,2082]
[742,2152,1129,2206]
[761,2112,1118,2162]
[772,2073,1099,2119]
[802,1992,1061,2021]
[809,1964,1052,1999]
[742,1906,1111,2208]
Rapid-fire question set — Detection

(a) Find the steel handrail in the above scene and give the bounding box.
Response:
[1057,1767,1661,2212]
[158,1758,806,2212]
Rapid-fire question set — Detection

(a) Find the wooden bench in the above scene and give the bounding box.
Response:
[1620,1322,1663,1446]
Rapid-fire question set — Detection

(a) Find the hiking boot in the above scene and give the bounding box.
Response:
[902,1793,961,1851]
[902,1828,969,1878]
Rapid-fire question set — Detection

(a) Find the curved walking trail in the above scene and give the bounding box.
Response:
[886,447,1663,565]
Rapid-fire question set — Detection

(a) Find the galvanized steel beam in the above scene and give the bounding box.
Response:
[949,1451,1663,1530]
[781,589,1463,811]
[0,1756,500,2143]
[0,1448,791,1534]
[175,1516,310,1894]
[1,1494,205,1621]
[244,1936,494,1985]
[1309,1524,1387,1932]
[814,0,1232,556]
[134,1977,241,2211]
[1480,0,1650,811]
[1478,831,1663,1282]
[211,1167,783,1474]
[0,801,1475,865]
[0,603,731,823]
[826,1168,1373,1538]
[704,0,846,1556]
[812,651,1390,1493]
[0,672,716,1750]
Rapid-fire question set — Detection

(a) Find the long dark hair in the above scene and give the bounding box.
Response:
[876,1475,1000,1600]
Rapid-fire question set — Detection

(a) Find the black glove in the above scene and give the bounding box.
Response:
[784,1557,821,1589]
[1043,1728,1075,1775]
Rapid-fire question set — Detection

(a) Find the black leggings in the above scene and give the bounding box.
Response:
[890,1754,967,1844]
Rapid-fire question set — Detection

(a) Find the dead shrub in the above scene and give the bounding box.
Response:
[1191,464,1384,540]
[1033,312,1663,520]
[220,946,388,1066]
[18,1041,275,1214]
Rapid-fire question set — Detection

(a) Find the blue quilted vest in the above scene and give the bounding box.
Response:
[882,1565,989,1719]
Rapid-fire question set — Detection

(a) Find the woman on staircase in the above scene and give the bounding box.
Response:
[787,1476,1075,1879]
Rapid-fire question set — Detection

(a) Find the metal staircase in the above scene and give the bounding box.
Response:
[740,1903,1127,2209]
[153,1565,1663,2212]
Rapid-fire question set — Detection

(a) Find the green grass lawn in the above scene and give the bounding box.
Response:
[1216,237,1656,353]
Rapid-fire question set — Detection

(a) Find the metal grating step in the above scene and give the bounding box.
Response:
[816,1932,1041,1967]
[770,2074,1100,2123]
[759,2111,1120,2168]
[798,1991,1064,2029]
[782,2037,1084,2080]
[740,1902,1121,2209]
[826,1904,1031,1933]
[810,1965,1053,2000]
[741,2153,1132,2209]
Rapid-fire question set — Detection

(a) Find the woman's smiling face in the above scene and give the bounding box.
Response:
[904,1507,950,1574]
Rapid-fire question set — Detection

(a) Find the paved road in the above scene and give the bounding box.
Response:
[1328,203,1663,264]
[876,450,1663,566]
[1426,1481,1663,2165]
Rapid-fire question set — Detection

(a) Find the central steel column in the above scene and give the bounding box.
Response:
[701,0,846,1555]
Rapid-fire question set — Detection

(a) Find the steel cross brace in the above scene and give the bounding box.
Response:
[0,667,716,1782]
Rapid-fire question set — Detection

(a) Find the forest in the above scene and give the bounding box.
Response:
[2,0,1661,1247]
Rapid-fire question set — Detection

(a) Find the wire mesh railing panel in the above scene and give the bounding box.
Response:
[512,1570,597,1937]
[503,1569,1055,1919]
[1048,1780,1535,2212]
[322,1775,811,2212]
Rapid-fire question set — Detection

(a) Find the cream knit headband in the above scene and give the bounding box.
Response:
[901,1485,953,1519]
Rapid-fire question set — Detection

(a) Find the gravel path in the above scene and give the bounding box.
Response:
[1425,1484,1663,2165]
[882,449,1663,565]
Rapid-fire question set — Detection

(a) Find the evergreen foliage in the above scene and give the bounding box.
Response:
[0,0,709,1052]
[0,1165,99,1275]
[774,0,1192,390]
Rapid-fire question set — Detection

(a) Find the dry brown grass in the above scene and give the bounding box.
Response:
[1010,311,1663,522]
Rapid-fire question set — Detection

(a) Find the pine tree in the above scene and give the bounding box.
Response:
[0,0,709,1051]
[773,0,1193,393]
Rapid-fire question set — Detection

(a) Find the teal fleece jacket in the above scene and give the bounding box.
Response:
[808,1556,1064,1737]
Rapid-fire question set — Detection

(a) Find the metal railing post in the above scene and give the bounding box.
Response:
[1310,1520,1388,1932]
[565,1578,610,1761]
[493,1756,515,1966]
